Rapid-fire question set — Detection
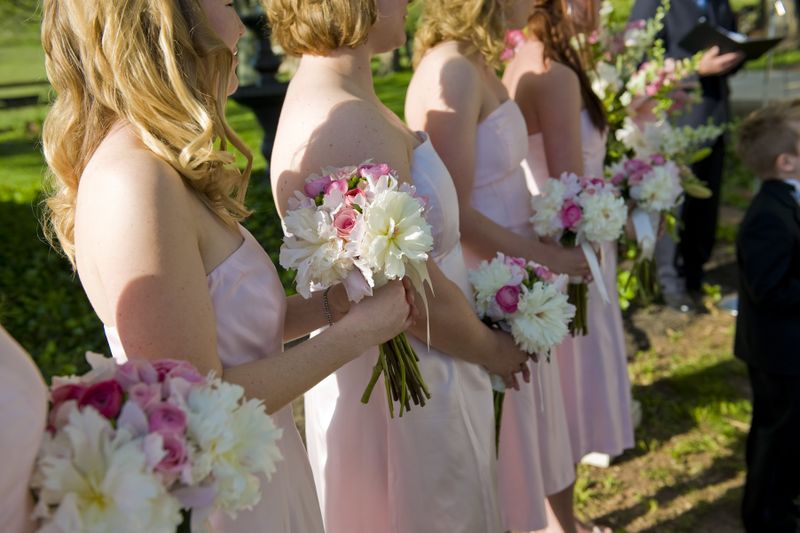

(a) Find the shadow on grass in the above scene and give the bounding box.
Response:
[600,432,746,531]
[614,356,750,466]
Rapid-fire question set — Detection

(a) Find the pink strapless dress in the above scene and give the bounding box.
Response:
[462,100,576,530]
[0,328,47,533]
[105,227,324,533]
[522,110,634,462]
[304,133,500,533]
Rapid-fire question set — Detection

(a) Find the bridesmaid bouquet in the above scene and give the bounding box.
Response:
[469,254,575,447]
[530,172,627,335]
[32,353,282,533]
[616,116,723,198]
[608,155,683,301]
[280,162,434,417]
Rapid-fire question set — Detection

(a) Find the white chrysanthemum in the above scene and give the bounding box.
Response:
[631,162,682,212]
[358,190,433,280]
[579,190,628,243]
[509,282,576,355]
[34,408,181,533]
[185,379,283,516]
[469,259,515,319]
[279,207,355,297]
[530,179,567,237]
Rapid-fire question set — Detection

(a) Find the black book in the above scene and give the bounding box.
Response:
[678,19,782,61]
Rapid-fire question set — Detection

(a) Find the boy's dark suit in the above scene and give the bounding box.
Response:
[630,0,738,291]
[735,179,800,532]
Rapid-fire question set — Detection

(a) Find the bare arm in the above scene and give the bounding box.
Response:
[515,64,584,177]
[78,151,410,414]
[283,286,350,342]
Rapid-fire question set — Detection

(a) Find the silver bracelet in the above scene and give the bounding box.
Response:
[322,287,334,327]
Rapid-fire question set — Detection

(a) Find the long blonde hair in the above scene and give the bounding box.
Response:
[413,0,507,68]
[41,0,252,266]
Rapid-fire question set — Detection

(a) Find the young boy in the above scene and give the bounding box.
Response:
[735,99,800,533]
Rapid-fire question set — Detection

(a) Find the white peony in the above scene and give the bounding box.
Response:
[579,190,628,243]
[358,189,433,280]
[591,62,622,100]
[631,162,683,212]
[509,282,576,355]
[185,379,283,517]
[530,178,567,237]
[469,260,515,320]
[279,206,354,297]
[34,408,181,533]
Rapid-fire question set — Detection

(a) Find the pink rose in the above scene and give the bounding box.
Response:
[154,433,189,475]
[560,199,583,230]
[345,189,365,207]
[534,265,555,282]
[304,176,331,198]
[116,358,159,388]
[51,383,86,407]
[358,163,391,180]
[152,360,203,384]
[147,402,187,435]
[78,379,124,419]
[504,255,526,269]
[495,285,521,315]
[129,382,162,409]
[324,179,348,196]
[611,173,626,186]
[650,154,666,166]
[333,208,359,238]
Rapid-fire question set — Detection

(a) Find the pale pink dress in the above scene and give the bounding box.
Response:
[462,100,576,530]
[0,328,47,533]
[105,227,325,533]
[304,133,501,533]
[522,110,635,462]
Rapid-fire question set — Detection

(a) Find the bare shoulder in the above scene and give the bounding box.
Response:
[410,45,482,105]
[76,126,196,250]
[272,88,412,213]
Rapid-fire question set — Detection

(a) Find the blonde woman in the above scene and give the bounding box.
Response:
[41,0,416,530]
[0,326,47,533]
[405,1,588,532]
[503,0,634,531]
[266,0,531,531]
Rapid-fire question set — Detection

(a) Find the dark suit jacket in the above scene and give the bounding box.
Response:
[735,180,800,375]
[629,0,738,127]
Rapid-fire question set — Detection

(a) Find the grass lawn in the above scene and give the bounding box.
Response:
[0,10,756,532]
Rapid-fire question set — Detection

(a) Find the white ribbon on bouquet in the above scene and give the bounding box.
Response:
[580,241,610,304]
[631,207,660,261]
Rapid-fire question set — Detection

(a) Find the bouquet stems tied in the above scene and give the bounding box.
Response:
[493,390,505,456]
[361,333,432,417]
[568,282,589,336]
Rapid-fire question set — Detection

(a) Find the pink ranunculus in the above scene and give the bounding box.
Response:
[560,200,583,230]
[51,383,86,407]
[304,176,331,198]
[333,207,359,238]
[147,402,187,435]
[650,154,666,166]
[358,163,391,180]
[324,179,348,196]
[78,379,124,419]
[129,382,162,409]
[155,433,189,475]
[495,285,521,315]
[611,173,626,186]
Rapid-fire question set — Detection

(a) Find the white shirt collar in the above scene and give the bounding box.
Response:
[784,178,800,204]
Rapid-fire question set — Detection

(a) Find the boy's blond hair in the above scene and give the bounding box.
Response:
[738,99,800,178]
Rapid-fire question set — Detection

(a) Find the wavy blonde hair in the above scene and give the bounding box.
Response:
[413,0,507,68]
[41,0,252,266]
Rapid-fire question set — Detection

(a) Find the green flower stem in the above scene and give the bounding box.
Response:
[381,350,394,418]
[493,390,505,455]
[361,345,385,404]
[568,282,589,336]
